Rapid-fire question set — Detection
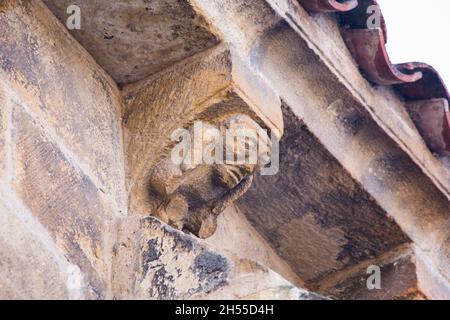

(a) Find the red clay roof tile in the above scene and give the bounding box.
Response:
[298,0,450,155]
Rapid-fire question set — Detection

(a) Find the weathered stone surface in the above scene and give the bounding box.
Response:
[122,45,282,224]
[113,216,230,299]
[43,0,220,84]
[113,216,322,300]
[415,247,450,300]
[0,191,80,299]
[0,0,126,211]
[319,246,423,300]
[206,205,304,287]
[11,105,115,298]
[238,107,409,284]
[193,257,325,300]
[0,84,9,181]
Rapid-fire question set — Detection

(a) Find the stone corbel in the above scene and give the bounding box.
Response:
[122,44,283,238]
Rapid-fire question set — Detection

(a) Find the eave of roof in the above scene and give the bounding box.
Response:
[299,0,450,155]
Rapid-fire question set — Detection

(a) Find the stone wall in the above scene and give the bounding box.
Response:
[0,0,126,299]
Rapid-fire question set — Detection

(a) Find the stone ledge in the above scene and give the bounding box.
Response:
[113,216,324,300]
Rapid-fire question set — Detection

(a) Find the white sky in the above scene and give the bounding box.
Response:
[377,0,450,87]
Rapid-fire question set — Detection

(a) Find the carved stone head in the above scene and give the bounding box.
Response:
[148,114,271,238]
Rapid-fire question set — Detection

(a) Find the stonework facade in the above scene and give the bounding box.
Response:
[0,0,449,300]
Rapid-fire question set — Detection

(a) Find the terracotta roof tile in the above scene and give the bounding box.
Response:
[298,0,450,155]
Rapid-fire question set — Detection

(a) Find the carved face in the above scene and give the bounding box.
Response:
[148,114,271,238]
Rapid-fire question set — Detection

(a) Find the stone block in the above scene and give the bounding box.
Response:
[113,216,231,299]
[320,249,423,300]
[43,0,220,84]
[0,0,126,210]
[11,105,115,298]
[0,194,75,299]
[113,216,322,300]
